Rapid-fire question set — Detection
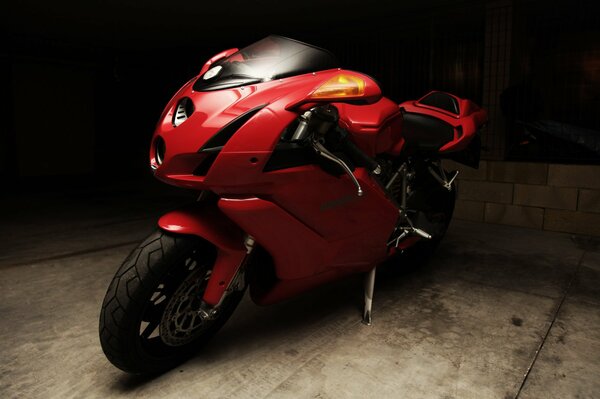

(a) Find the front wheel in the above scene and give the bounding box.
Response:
[99,230,244,374]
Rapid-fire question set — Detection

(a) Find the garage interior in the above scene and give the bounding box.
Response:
[1,0,599,398]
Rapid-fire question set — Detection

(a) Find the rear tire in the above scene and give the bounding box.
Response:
[99,230,244,374]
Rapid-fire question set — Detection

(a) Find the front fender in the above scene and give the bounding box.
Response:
[158,201,247,305]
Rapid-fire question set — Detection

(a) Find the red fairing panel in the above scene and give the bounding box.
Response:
[252,268,355,305]
[265,167,398,246]
[218,197,329,280]
[399,91,488,153]
[151,69,348,190]
[336,98,404,157]
[219,193,395,279]
[218,184,397,304]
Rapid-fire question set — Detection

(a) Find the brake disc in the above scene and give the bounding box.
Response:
[159,267,211,347]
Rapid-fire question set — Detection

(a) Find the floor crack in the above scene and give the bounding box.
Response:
[0,240,140,269]
[513,250,586,398]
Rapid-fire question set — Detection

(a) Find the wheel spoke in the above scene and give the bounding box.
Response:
[140,319,160,339]
[142,301,166,322]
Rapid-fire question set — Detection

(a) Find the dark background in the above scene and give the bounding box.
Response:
[1,0,599,190]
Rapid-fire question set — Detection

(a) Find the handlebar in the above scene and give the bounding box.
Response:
[339,138,380,173]
[290,105,381,197]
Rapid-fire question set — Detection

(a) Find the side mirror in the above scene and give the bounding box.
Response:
[199,48,239,77]
[287,72,382,110]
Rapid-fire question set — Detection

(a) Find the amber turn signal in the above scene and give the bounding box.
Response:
[310,74,366,99]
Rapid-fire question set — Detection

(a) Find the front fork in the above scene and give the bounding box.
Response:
[157,200,253,322]
[198,235,255,321]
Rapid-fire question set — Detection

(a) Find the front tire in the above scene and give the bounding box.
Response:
[99,230,244,374]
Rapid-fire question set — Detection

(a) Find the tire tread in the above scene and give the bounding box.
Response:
[99,230,242,374]
[99,230,172,372]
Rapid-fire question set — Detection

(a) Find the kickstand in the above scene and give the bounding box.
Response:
[362,267,376,325]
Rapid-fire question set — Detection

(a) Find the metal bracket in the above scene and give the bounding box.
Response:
[290,110,313,141]
[385,162,432,249]
[428,165,459,191]
[385,164,406,191]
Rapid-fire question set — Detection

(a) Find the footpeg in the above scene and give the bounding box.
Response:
[387,216,432,248]
[387,226,432,248]
[412,227,432,239]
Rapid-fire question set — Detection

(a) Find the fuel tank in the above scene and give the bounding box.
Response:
[336,98,403,157]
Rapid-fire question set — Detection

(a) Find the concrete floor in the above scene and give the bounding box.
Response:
[0,182,599,398]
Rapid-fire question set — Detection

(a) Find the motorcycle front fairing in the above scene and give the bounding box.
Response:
[152,36,400,306]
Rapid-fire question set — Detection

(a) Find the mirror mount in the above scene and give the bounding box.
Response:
[199,48,239,77]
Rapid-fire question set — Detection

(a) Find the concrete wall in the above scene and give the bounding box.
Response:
[444,160,600,236]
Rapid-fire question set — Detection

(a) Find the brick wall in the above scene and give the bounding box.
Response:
[443,160,600,236]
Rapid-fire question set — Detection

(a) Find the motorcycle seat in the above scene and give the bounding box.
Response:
[400,110,455,151]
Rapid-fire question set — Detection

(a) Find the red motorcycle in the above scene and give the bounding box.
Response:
[99,35,487,374]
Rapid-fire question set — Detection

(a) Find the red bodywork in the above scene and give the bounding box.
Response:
[399,91,488,153]
[152,50,487,306]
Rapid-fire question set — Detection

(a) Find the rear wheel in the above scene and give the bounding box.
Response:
[99,230,244,374]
